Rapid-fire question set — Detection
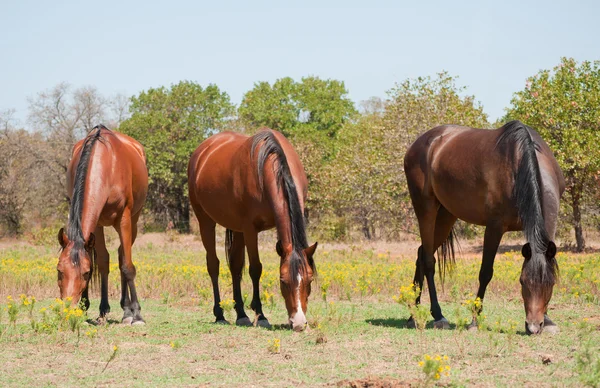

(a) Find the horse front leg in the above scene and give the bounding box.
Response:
[117,209,144,325]
[469,223,503,331]
[245,231,270,328]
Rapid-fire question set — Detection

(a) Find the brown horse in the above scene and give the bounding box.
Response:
[57,124,148,324]
[404,120,564,335]
[188,129,317,332]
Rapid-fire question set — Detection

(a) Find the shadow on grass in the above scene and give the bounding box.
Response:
[366,318,410,328]
[85,318,125,326]
[367,318,464,331]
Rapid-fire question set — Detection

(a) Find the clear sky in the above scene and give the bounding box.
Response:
[1,0,598,126]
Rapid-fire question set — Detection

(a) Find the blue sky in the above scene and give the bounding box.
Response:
[1,0,598,126]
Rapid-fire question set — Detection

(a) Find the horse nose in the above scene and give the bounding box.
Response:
[526,321,544,335]
[291,321,307,332]
[290,312,308,332]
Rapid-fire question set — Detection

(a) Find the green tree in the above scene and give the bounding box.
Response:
[120,81,235,232]
[238,76,357,144]
[323,72,489,239]
[505,57,600,252]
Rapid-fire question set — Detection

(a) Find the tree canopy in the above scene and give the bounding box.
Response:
[119,81,235,232]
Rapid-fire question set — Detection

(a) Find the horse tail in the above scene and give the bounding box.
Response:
[68,124,109,288]
[496,120,557,285]
[437,226,457,284]
[224,228,245,278]
[251,130,314,288]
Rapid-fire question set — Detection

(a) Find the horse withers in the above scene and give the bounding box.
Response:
[57,124,148,325]
[404,120,565,335]
[188,129,317,332]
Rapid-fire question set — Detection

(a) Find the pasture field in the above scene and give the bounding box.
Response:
[1,236,599,387]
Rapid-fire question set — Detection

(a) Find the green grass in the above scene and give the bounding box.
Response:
[1,242,599,386]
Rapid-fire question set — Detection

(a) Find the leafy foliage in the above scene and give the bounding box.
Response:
[119,81,235,232]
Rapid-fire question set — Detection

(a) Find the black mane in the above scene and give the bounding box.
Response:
[67,124,107,266]
[251,130,314,288]
[496,120,558,287]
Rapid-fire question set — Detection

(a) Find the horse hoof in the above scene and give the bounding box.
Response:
[406,318,416,329]
[215,319,230,325]
[132,319,146,326]
[256,319,271,329]
[236,317,252,327]
[122,316,134,325]
[467,323,478,332]
[433,317,450,330]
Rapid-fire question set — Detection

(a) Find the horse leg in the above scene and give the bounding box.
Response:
[468,223,504,330]
[197,211,227,324]
[117,208,144,325]
[406,246,425,328]
[407,207,457,327]
[245,231,270,328]
[426,207,457,329]
[95,226,111,322]
[228,230,251,326]
[411,198,447,327]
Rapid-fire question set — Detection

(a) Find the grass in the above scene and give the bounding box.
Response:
[1,240,600,386]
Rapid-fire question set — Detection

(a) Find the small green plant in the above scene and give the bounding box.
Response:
[394,284,427,330]
[418,354,451,386]
[268,338,281,354]
[6,295,19,329]
[161,291,170,305]
[103,344,120,373]
[170,340,182,350]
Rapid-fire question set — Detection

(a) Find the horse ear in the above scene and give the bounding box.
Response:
[276,240,283,257]
[545,241,557,259]
[304,242,318,258]
[58,228,67,248]
[521,243,532,260]
[86,233,95,250]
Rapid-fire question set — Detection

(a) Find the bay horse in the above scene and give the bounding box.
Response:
[404,120,564,335]
[188,129,317,332]
[57,124,148,325]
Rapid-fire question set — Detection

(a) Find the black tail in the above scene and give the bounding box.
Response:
[496,120,557,286]
[224,228,245,278]
[251,130,315,289]
[437,227,457,284]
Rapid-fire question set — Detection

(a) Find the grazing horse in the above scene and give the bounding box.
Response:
[404,120,564,335]
[57,124,148,325]
[188,129,317,332]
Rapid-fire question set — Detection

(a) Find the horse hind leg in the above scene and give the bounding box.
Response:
[409,203,456,329]
[227,229,252,326]
[196,208,228,324]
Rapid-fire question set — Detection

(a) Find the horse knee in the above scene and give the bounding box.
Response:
[121,264,136,280]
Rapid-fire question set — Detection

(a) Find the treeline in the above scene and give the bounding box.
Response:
[1,57,599,251]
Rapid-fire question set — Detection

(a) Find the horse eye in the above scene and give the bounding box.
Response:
[83,271,91,281]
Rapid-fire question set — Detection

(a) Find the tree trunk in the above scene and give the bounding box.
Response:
[571,189,585,252]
